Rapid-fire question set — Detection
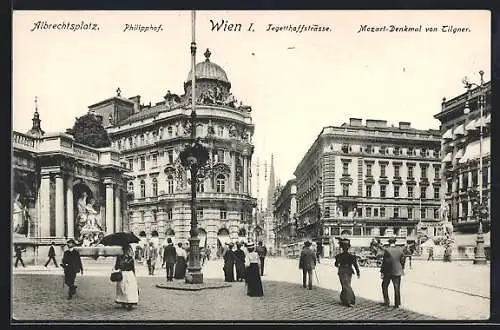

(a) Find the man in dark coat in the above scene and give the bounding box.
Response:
[380,236,406,308]
[255,241,267,276]
[163,238,177,281]
[299,241,317,290]
[14,245,26,268]
[223,242,235,282]
[61,239,83,300]
[44,242,59,267]
[233,242,246,282]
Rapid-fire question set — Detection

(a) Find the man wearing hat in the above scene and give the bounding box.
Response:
[380,236,406,308]
[162,238,177,282]
[298,240,317,290]
[44,242,58,268]
[222,242,236,282]
[61,239,84,300]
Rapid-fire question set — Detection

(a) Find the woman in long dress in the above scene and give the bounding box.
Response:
[174,242,187,279]
[114,245,139,310]
[334,239,360,307]
[244,242,263,297]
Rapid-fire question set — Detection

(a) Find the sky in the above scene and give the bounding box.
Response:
[13,10,490,207]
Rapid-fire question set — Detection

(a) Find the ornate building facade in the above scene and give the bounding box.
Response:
[97,49,256,251]
[434,81,491,246]
[12,102,129,263]
[273,179,297,255]
[293,118,442,248]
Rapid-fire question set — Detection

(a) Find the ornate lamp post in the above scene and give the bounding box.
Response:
[179,10,210,283]
[462,70,487,265]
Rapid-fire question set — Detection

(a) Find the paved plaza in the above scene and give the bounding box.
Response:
[12,256,489,321]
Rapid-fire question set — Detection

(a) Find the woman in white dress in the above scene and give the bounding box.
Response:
[114,245,139,310]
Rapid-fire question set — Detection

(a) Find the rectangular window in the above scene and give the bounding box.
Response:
[434,208,439,219]
[394,207,399,218]
[167,209,173,220]
[343,162,349,175]
[421,148,427,157]
[374,208,379,217]
[366,185,372,197]
[379,146,386,155]
[197,208,204,219]
[394,185,400,198]
[408,208,413,219]
[152,153,158,167]
[420,186,426,199]
[380,164,386,177]
[434,167,440,179]
[420,208,426,219]
[220,209,227,220]
[421,165,428,178]
[394,147,401,155]
[140,156,146,171]
[366,145,373,154]
[366,207,372,217]
[218,150,225,163]
[408,147,414,156]
[366,163,372,176]
[380,185,386,198]
[408,186,414,198]
[167,150,174,164]
[324,207,330,218]
[408,166,414,178]
[341,145,350,154]
[434,187,440,199]
[380,207,386,217]
[353,227,362,236]
[128,159,134,170]
[394,165,400,178]
[343,184,349,196]
[218,126,224,137]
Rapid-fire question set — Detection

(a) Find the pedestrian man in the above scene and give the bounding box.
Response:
[380,236,406,309]
[14,245,26,268]
[61,239,83,300]
[255,241,268,276]
[146,242,158,275]
[403,244,413,269]
[299,240,316,290]
[44,242,59,268]
[163,238,177,281]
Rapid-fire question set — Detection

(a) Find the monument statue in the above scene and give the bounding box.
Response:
[76,191,104,244]
[12,193,24,235]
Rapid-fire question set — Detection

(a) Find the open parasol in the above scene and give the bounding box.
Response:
[100,231,141,246]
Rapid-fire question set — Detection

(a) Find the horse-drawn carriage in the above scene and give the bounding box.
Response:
[356,250,383,268]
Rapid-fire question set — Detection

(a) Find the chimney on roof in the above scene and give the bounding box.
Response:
[398,121,411,129]
[129,95,141,113]
[366,119,387,128]
[349,118,362,126]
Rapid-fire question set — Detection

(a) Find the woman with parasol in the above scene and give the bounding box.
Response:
[100,232,140,310]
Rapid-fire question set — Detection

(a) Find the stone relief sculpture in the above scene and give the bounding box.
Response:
[12,193,24,235]
[76,191,104,243]
[223,93,237,107]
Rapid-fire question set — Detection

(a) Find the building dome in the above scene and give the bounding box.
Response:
[186,49,230,85]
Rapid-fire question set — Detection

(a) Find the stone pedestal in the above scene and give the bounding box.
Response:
[186,236,203,284]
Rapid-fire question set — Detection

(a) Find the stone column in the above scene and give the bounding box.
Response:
[55,174,65,238]
[105,180,114,234]
[468,170,473,188]
[459,172,464,190]
[231,152,236,192]
[40,174,51,237]
[243,155,248,194]
[115,187,122,232]
[66,177,74,238]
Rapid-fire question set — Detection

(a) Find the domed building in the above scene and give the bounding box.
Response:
[95,49,256,253]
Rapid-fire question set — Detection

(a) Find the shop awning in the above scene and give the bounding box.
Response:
[453,232,490,247]
[465,118,479,131]
[217,235,232,246]
[442,128,453,140]
[459,137,491,163]
[453,124,465,136]
[442,152,452,163]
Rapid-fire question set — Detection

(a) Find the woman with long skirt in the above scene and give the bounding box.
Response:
[244,242,263,297]
[334,239,360,307]
[114,245,139,310]
[174,243,187,279]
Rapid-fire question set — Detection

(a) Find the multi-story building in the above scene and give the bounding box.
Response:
[434,81,491,251]
[293,118,442,248]
[92,49,256,252]
[273,179,297,255]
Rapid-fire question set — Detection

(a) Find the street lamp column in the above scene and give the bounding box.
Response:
[463,70,487,265]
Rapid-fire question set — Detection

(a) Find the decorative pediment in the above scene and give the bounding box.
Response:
[212,162,231,176]
[164,165,176,175]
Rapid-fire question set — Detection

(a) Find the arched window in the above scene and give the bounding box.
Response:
[140,180,146,198]
[152,178,158,196]
[216,174,226,193]
[140,134,145,145]
[127,181,134,195]
[128,137,133,148]
[197,179,205,193]
[167,126,173,137]
[167,175,174,194]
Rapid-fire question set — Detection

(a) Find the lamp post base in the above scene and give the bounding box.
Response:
[473,232,487,265]
[186,236,204,284]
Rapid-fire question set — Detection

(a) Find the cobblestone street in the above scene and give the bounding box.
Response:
[12,256,489,321]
